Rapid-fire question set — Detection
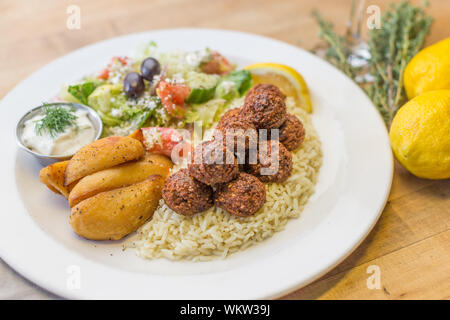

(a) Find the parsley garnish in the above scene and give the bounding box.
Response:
[35,104,78,138]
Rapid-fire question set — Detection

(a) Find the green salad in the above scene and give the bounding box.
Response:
[59,42,252,136]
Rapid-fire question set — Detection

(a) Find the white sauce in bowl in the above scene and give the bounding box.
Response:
[21,108,96,156]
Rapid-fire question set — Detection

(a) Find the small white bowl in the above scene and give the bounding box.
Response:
[16,102,103,166]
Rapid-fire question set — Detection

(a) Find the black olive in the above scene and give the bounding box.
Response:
[124,72,145,98]
[140,57,161,81]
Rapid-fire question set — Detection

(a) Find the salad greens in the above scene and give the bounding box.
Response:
[60,42,252,135]
[185,71,220,104]
[88,84,122,113]
[184,99,227,128]
[215,70,252,101]
[185,70,253,127]
[67,82,98,105]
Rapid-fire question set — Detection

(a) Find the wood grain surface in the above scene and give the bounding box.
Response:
[1,0,449,300]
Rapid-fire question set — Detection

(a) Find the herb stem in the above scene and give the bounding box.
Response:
[35,104,78,138]
[312,0,433,126]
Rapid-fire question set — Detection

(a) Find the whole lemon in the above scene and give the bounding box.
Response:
[389,90,450,179]
[404,38,450,100]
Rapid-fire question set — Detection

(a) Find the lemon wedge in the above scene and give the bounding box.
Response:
[244,62,313,113]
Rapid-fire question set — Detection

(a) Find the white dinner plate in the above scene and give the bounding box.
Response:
[0,29,393,299]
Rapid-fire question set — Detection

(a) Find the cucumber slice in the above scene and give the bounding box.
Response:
[184,71,220,104]
[186,86,216,104]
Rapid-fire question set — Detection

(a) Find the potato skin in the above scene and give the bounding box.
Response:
[64,136,145,186]
[128,129,144,142]
[40,161,76,198]
[69,175,164,240]
[68,154,172,207]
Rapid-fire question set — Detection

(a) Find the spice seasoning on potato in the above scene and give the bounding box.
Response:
[69,175,164,240]
[64,136,145,186]
[68,153,172,207]
[39,160,76,198]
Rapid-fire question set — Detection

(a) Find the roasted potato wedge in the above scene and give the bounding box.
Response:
[64,136,145,186]
[69,175,164,240]
[129,129,144,142]
[40,161,76,198]
[68,154,172,207]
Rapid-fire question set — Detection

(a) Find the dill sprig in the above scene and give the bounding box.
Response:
[35,104,78,138]
[312,1,433,126]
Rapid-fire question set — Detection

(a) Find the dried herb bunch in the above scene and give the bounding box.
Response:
[366,1,432,124]
[313,1,433,126]
[312,10,356,79]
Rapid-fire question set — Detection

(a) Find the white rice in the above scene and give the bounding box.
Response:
[132,98,322,261]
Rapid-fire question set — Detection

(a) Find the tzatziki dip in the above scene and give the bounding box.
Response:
[21,105,96,156]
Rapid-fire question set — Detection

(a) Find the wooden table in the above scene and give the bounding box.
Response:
[1,0,449,300]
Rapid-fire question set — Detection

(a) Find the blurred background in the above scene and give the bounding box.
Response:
[1,0,449,300]
[1,0,449,97]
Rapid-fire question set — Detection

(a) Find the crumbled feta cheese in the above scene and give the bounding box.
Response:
[107,57,133,84]
[109,125,132,136]
[185,49,211,67]
[146,100,156,110]
[221,80,235,92]
[142,128,162,149]
[111,108,123,118]
[172,73,185,84]
[171,133,182,143]
[153,75,161,83]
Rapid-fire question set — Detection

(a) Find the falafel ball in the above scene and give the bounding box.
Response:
[244,83,286,104]
[188,140,239,185]
[278,114,306,151]
[214,172,266,217]
[162,169,213,216]
[216,108,242,131]
[241,84,287,129]
[214,107,258,156]
[246,140,293,183]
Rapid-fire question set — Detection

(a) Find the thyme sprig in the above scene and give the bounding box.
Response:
[312,10,355,79]
[35,104,78,138]
[313,1,433,126]
[366,1,432,124]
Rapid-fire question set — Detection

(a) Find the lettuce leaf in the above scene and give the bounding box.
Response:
[68,82,98,105]
[184,99,226,128]
[215,70,252,100]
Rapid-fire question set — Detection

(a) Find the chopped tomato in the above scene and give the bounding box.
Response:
[201,52,233,75]
[113,56,129,66]
[96,56,129,80]
[97,68,109,80]
[157,81,191,119]
[140,127,191,159]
